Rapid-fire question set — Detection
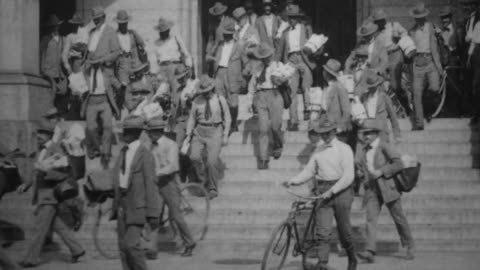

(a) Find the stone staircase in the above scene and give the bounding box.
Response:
[1,118,480,260]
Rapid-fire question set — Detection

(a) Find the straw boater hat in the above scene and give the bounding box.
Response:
[46,14,63,26]
[222,19,236,34]
[68,12,84,24]
[323,59,342,77]
[130,81,151,95]
[209,2,228,16]
[253,43,274,59]
[310,115,337,134]
[43,107,64,119]
[91,6,106,20]
[409,2,430,18]
[286,5,303,17]
[174,65,189,80]
[364,70,385,89]
[233,7,247,20]
[196,75,216,94]
[371,9,387,21]
[154,18,174,32]
[146,116,167,130]
[130,58,149,74]
[122,115,145,130]
[439,6,453,18]
[115,10,131,23]
[359,118,383,133]
[357,21,379,37]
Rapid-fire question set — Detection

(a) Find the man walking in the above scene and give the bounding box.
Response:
[110,116,161,270]
[283,116,357,270]
[276,5,314,130]
[83,5,121,167]
[355,119,414,263]
[186,75,231,199]
[145,117,196,257]
[247,43,284,170]
[206,2,230,75]
[212,19,246,134]
[256,0,281,49]
[409,2,443,130]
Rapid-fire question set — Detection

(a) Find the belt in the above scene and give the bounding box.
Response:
[258,88,276,92]
[387,47,402,55]
[198,122,222,127]
[159,60,182,66]
[289,51,301,56]
[315,179,339,184]
[119,187,128,196]
[90,94,106,97]
[415,52,432,57]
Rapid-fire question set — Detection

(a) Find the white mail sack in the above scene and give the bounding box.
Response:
[180,139,190,155]
[181,79,199,101]
[271,62,296,81]
[68,72,89,95]
[399,36,416,56]
[304,34,329,54]
[142,103,164,120]
[308,87,323,111]
[350,96,367,122]
[276,21,289,38]
[401,154,419,168]
[337,74,355,95]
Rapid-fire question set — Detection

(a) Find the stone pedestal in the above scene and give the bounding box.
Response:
[0,0,53,181]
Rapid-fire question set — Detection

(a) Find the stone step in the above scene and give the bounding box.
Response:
[237,118,477,131]
[230,130,480,143]
[223,155,477,169]
[222,142,480,156]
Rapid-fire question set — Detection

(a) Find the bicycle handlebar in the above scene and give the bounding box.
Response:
[285,188,322,201]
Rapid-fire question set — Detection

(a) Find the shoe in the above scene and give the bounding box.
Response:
[180,243,196,257]
[42,240,61,251]
[426,116,432,123]
[357,251,375,263]
[258,160,269,170]
[146,251,158,260]
[287,123,299,131]
[18,261,36,268]
[272,149,282,160]
[313,263,328,270]
[405,247,415,261]
[338,248,347,257]
[71,250,85,263]
[411,126,424,131]
[208,190,218,200]
[348,256,358,270]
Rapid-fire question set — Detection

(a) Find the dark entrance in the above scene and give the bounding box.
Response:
[40,0,76,37]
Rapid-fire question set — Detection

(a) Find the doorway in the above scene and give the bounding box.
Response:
[40,0,76,37]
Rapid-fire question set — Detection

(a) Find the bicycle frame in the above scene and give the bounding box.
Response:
[287,200,320,257]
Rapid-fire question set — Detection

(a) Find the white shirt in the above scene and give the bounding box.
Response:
[367,41,375,63]
[239,22,250,40]
[288,25,302,53]
[88,23,106,52]
[264,15,274,37]
[321,82,333,110]
[365,90,379,118]
[118,32,131,53]
[89,67,106,94]
[53,121,86,157]
[258,62,276,89]
[219,40,234,67]
[119,140,141,189]
[366,138,380,175]
[290,138,354,194]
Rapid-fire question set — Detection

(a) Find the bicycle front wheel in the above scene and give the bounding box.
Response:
[178,183,210,241]
[261,222,292,270]
[431,76,447,118]
[92,203,119,259]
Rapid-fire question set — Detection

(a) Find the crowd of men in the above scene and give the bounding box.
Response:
[1,0,480,270]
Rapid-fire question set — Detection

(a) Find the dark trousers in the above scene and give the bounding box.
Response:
[21,204,84,265]
[158,175,195,247]
[412,55,440,127]
[471,45,480,117]
[85,95,113,158]
[388,50,411,115]
[254,89,284,161]
[314,182,355,264]
[288,53,313,124]
[117,198,148,270]
[364,189,414,253]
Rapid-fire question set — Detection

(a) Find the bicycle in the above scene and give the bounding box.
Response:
[92,178,210,259]
[261,188,323,270]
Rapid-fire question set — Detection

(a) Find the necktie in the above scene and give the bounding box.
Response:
[120,145,129,174]
[91,66,99,93]
[205,98,212,120]
[151,141,158,150]
[364,144,372,152]
[258,67,267,84]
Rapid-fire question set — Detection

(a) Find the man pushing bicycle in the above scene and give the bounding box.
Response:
[283,116,357,270]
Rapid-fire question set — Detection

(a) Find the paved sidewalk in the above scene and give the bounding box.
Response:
[5,250,480,270]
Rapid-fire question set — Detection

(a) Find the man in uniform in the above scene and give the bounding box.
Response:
[145,117,196,257]
[17,126,85,268]
[409,2,443,130]
[283,116,357,270]
[83,5,121,167]
[355,119,414,263]
[110,116,161,270]
[276,5,314,130]
[247,43,284,170]
[151,18,193,99]
[256,0,281,49]
[185,75,231,199]
[212,19,246,134]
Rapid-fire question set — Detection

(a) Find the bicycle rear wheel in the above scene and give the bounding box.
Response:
[92,202,119,259]
[431,76,447,118]
[261,222,292,270]
[177,183,210,241]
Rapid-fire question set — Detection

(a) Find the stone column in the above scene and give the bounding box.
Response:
[0,0,52,180]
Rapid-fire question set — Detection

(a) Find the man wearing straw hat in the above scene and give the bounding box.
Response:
[408,2,443,130]
[115,10,146,90]
[62,11,89,75]
[212,19,245,134]
[370,8,413,117]
[144,117,196,258]
[355,118,414,263]
[186,75,231,199]
[206,2,231,73]
[247,42,284,170]
[276,5,314,131]
[256,0,281,49]
[283,116,357,270]
[152,17,193,95]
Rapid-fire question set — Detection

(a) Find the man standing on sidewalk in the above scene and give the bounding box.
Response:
[355,119,415,263]
[145,117,196,258]
[185,75,231,199]
[247,43,284,170]
[283,116,357,270]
